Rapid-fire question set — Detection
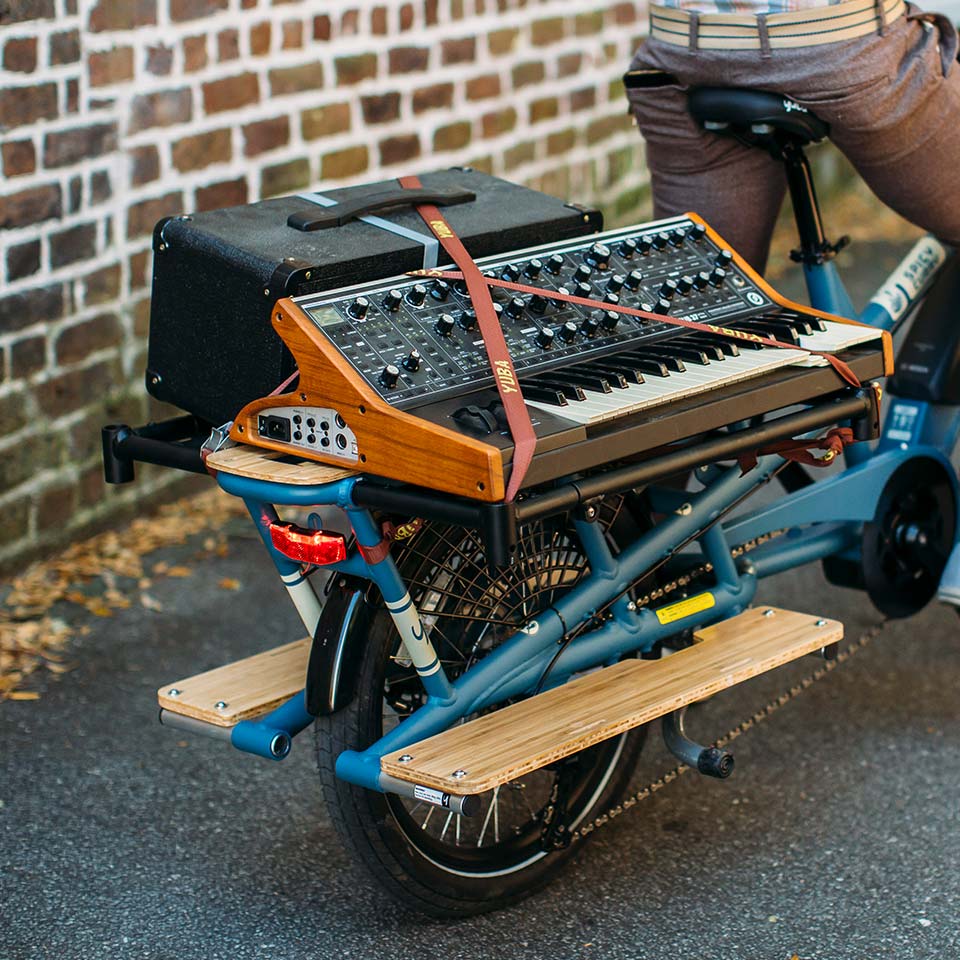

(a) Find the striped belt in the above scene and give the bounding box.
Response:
[649,0,906,50]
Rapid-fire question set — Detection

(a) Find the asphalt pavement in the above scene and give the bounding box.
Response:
[3,236,959,959]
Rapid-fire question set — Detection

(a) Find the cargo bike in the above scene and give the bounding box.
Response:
[103,89,958,916]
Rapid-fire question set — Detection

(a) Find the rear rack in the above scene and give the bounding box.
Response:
[101,383,879,568]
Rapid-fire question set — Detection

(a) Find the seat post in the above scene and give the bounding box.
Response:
[780,138,849,265]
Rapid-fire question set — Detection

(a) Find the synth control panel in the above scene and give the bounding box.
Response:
[296,216,774,411]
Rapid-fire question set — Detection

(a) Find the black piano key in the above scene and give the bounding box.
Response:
[528,377,588,402]
[778,309,827,332]
[547,370,613,393]
[623,356,671,378]
[621,350,684,374]
[736,320,801,345]
[760,312,815,336]
[576,363,630,388]
[581,360,645,385]
[643,343,712,365]
[522,383,568,406]
[685,333,741,356]
[680,338,726,361]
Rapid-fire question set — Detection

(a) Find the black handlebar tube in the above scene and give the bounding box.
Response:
[102,416,209,484]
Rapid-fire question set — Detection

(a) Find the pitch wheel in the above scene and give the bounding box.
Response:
[315,496,651,916]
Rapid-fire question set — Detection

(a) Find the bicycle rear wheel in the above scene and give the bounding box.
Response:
[314,496,650,916]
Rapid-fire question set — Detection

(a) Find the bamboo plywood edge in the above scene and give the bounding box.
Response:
[381,606,843,794]
[158,637,311,727]
[205,443,357,485]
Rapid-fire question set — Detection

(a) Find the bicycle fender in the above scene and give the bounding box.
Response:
[306,575,369,716]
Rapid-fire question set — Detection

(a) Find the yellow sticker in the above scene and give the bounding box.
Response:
[654,591,716,625]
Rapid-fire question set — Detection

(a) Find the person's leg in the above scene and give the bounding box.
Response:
[792,14,960,245]
[626,60,788,272]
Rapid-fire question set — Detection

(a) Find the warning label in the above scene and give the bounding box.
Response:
[654,591,716,626]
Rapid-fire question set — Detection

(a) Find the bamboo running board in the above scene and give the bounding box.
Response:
[158,638,311,727]
[381,606,842,795]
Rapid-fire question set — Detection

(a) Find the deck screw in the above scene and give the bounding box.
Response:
[398,754,413,763]
[451,769,468,779]
[167,688,181,697]
[214,700,228,710]
[763,608,775,617]
[815,619,827,627]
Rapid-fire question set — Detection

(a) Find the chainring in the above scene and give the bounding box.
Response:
[861,457,957,618]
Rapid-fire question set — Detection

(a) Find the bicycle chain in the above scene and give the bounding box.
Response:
[565,529,887,844]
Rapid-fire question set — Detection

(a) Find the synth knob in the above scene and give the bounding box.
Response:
[435,313,455,336]
[637,236,653,255]
[501,263,521,281]
[656,297,673,313]
[624,269,644,291]
[653,231,670,250]
[559,320,578,343]
[454,278,470,295]
[403,349,422,372]
[492,302,505,319]
[458,309,478,330]
[553,286,572,308]
[603,292,621,306]
[536,327,556,349]
[694,270,711,290]
[347,296,369,319]
[429,279,451,302]
[524,258,543,279]
[607,274,625,294]
[659,279,679,300]
[709,266,728,287]
[505,297,526,320]
[380,364,401,388]
[669,228,687,246]
[600,309,620,331]
[383,289,403,312]
[546,253,565,275]
[406,283,427,307]
[573,263,593,283]
[529,293,549,314]
[716,249,734,267]
[677,275,694,295]
[617,238,638,259]
[580,315,601,338]
[575,281,593,300]
[585,242,611,269]
[691,222,707,242]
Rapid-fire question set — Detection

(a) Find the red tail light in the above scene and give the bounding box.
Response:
[269,522,347,565]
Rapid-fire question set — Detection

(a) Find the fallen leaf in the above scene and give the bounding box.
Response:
[218,578,241,591]
[7,691,40,701]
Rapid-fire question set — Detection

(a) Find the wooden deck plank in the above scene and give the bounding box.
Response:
[381,607,842,794]
[206,443,356,485]
[157,637,311,727]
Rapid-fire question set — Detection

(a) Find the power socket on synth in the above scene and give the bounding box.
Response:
[255,405,359,463]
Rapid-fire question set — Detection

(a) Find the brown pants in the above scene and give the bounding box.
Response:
[627,7,960,272]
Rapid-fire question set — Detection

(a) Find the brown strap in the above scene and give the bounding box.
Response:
[737,427,855,475]
[398,175,536,502]
[357,517,424,564]
[409,268,863,390]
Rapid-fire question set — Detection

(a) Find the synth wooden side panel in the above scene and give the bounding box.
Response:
[230,299,506,501]
[158,638,311,727]
[380,606,842,795]
[691,212,895,376]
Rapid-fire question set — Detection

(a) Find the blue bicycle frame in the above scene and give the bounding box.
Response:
[213,228,957,800]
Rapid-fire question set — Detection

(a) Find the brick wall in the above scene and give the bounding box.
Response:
[0,0,651,573]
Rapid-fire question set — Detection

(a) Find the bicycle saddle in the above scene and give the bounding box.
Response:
[688,87,829,145]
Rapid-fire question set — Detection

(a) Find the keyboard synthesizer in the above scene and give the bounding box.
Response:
[230,214,891,501]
